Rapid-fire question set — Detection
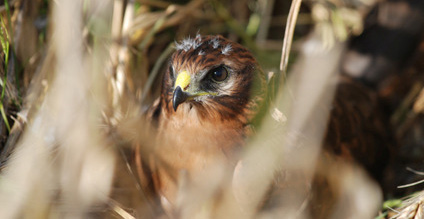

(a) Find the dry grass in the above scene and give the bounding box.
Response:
[0,0,417,218]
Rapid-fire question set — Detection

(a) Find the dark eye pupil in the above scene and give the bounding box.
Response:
[210,66,228,82]
[214,70,222,78]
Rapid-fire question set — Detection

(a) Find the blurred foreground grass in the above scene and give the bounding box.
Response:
[0,0,418,218]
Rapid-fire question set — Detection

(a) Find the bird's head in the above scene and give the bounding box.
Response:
[161,35,265,121]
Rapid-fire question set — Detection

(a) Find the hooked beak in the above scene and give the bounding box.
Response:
[171,70,217,111]
[173,86,189,111]
[172,70,191,111]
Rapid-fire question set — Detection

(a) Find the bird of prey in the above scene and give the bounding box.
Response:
[142,35,392,215]
[146,35,267,207]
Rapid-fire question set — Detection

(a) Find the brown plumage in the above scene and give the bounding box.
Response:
[147,35,266,209]
[141,35,391,216]
[324,76,392,182]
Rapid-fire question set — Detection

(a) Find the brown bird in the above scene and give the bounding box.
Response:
[146,35,266,211]
[141,35,392,216]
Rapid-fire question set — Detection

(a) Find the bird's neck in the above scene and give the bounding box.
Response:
[159,101,248,147]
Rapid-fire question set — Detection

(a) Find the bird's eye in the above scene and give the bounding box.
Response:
[209,66,228,82]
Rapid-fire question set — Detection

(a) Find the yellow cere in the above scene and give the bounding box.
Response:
[175,70,191,90]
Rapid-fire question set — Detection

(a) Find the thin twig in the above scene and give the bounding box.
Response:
[110,0,124,109]
[111,0,134,109]
[111,0,124,43]
[280,0,302,79]
[392,82,423,138]
[109,199,136,219]
[0,109,26,166]
[407,167,424,176]
[397,179,424,189]
[386,206,400,214]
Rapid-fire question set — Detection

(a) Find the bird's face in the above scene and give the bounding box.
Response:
[162,35,263,121]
